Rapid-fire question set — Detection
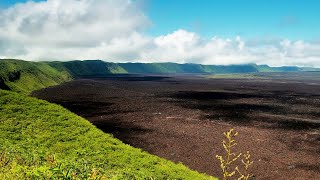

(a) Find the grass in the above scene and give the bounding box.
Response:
[0,59,72,94]
[0,90,216,179]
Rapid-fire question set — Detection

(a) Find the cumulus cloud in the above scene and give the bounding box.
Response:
[0,0,320,67]
[142,30,320,67]
[0,0,149,60]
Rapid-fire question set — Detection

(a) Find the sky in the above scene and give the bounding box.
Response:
[0,0,320,67]
[147,0,320,40]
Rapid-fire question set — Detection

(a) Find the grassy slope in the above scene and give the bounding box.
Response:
[51,60,112,76]
[0,60,130,94]
[0,59,216,179]
[0,60,72,94]
[0,90,215,179]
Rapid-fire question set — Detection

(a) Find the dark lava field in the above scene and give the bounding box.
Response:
[32,73,320,179]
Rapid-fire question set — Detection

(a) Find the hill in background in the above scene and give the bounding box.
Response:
[1,59,319,94]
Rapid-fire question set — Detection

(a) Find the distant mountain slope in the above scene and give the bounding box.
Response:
[48,60,120,76]
[1,59,319,93]
[256,65,300,72]
[0,59,72,94]
[109,62,319,74]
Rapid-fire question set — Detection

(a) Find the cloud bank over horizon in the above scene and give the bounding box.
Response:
[0,0,320,67]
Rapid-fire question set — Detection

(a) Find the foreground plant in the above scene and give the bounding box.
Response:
[236,151,253,180]
[216,129,253,180]
[0,152,107,180]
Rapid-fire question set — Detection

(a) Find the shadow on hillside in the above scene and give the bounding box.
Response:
[52,100,151,143]
[92,117,152,144]
[79,75,170,81]
[113,76,181,84]
[56,101,114,117]
[0,78,10,90]
[116,76,170,82]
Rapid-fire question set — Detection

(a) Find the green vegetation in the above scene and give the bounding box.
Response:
[117,62,319,74]
[0,59,217,178]
[120,63,260,74]
[105,63,128,74]
[50,60,111,76]
[256,65,299,72]
[0,59,72,94]
[1,59,319,94]
[0,90,215,179]
[120,63,201,73]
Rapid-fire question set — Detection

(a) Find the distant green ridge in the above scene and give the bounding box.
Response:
[0,90,215,179]
[1,59,319,93]
[0,59,72,94]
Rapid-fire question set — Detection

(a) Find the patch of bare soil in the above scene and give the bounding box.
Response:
[32,74,320,179]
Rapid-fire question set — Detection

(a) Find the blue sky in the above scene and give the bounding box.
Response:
[0,0,41,7]
[0,0,320,66]
[146,0,320,40]
[3,0,320,40]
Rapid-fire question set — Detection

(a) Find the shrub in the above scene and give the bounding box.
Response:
[216,129,253,180]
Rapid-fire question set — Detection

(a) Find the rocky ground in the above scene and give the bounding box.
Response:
[32,73,320,179]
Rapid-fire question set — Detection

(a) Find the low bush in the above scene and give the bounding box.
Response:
[216,129,253,180]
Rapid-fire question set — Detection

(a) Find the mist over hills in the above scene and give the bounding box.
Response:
[0,59,319,93]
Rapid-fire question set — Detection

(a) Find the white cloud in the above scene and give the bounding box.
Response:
[0,0,149,60]
[0,0,320,67]
[142,30,320,67]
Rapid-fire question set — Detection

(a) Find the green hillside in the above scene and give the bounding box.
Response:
[1,59,319,94]
[0,59,72,94]
[48,60,112,76]
[256,65,299,72]
[107,62,319,74]
[0,90,215,179]
[119,63,260,74]
[105,62,128,74]
[203,64,259,73]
